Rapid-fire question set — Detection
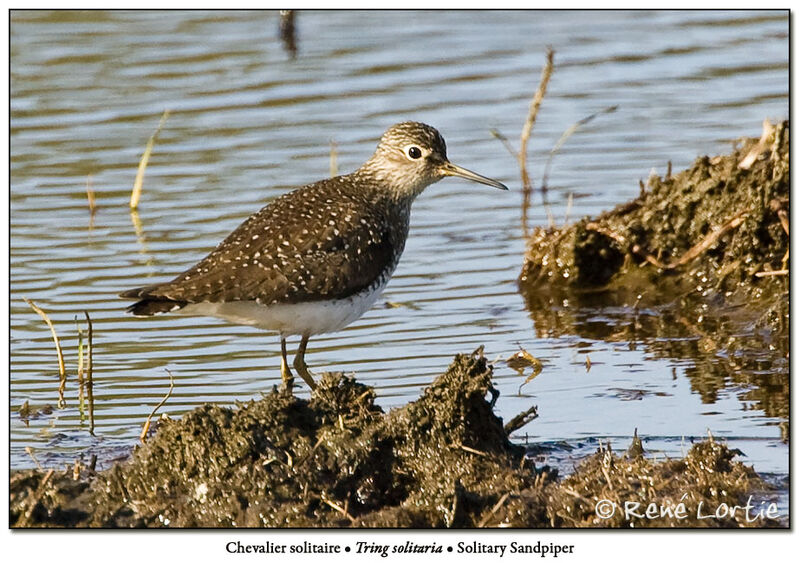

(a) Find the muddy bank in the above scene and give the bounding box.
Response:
[10,350,781,528]
[521,120,788,317]
[520,121,789,425]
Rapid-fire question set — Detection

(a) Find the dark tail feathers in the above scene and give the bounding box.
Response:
[120,287,186,317]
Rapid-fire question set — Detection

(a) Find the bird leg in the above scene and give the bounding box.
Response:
[293,334,317,390]
[280,337,295,391]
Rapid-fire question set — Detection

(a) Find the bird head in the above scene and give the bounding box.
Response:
[362,121,507,200]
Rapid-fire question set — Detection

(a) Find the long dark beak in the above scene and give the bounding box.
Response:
[440,161,508,190]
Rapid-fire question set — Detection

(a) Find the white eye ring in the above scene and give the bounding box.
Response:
[405,145,423,160]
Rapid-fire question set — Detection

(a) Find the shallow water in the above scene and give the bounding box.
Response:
[10,9,788,502]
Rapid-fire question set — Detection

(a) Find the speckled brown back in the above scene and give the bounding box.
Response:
[122,174,410,308]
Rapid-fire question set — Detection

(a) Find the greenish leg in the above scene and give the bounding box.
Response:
[280,337,295,391]
[293,334,317,390]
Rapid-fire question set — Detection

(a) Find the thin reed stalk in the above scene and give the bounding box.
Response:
[130,109,171,209]
[519,48,554,234]
[84,311,95,435]
[140,369,175,443]
[76,318,85,418]
[24,298,66,408]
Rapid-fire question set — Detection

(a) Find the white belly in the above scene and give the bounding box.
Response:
[176,285,384,336]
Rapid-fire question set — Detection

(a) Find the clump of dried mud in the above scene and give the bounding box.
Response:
[520,121,788,324]
[549,436,780,528]
[10,350,780,528]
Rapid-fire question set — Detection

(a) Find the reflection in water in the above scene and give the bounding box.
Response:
[521,286,789,422]
[279,10,298,59]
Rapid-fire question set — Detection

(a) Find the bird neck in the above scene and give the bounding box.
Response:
[353,158,434,205]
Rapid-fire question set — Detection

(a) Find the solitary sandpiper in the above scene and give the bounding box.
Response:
[121,122,507,390]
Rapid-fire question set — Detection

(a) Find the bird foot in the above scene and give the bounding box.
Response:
[280,358,295,393]
[293,358,317,390]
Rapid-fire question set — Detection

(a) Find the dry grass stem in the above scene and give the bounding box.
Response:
[634,210,748,270]
[25,447,42,470]
[519,48,554,234]
[563,191,573,227]
[17,469,54,527]
[489,128,518,159]
[140,369,175,443]
[477,492,511,528]
[519,47,554,164]
[76,319,85,417]
[321,497,356,522]
[668,211,749,268]
[130,109,171,210]
[738,118,775,170]
[777,208,789,270]
[84,311,95,435]
[540,105,618,222]
[459,444,489,457]
[584,222,627,245]
[24,298,66,408]
[588,209,751,273]
[755,269,788,277]
[294,435,325,469]
[777,209,789,235]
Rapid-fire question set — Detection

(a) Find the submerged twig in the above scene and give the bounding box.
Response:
[140,369,175,443]
[24,298,66,408]
[279,10,298,58]
[131,109,171,210]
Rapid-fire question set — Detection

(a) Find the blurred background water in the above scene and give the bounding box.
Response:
[10,9,788,501]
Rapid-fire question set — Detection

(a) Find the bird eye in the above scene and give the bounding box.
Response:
[406,146,422,159]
